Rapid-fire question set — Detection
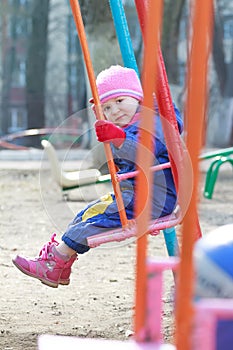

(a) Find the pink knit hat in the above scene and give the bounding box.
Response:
[89,65,143,104]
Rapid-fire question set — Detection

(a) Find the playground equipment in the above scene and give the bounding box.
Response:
[42,139,233,201]
[200,147,233,199]
[41,139,111,194]
[41,0,187,257]
[38,0,233,350]
[193,224,233,350]
[0,127,82,150]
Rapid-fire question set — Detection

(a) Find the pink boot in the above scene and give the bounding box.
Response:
[12,234,77,288]
[59,254,77,285]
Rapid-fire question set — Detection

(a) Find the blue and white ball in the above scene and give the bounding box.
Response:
[194,224,233,299]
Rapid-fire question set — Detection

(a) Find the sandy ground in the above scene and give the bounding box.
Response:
[0,156,233,350]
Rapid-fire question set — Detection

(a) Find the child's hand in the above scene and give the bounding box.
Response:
[94,120,126,148]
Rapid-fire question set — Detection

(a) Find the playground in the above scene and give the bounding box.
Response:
[0,0,233,349]
[0,159,232,350]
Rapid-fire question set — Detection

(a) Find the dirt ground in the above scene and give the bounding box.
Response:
[0,156,233,350]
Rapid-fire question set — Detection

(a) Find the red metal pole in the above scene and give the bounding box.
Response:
[135,0,202,239]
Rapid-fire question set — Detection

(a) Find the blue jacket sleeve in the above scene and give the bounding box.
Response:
[173,103,183,134]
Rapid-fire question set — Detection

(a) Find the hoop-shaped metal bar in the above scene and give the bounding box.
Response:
[117,162,171,181]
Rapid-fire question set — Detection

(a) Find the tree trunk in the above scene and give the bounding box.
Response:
[162,0,186,84]
[26,0,50,137]
[207,3,233,147]
[1,0,17,134]
[212,8,227,96]
[79,0,122,171]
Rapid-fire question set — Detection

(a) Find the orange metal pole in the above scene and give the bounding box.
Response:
[134,0,163,341]
[69,0,128,228]
[175,1,214,349]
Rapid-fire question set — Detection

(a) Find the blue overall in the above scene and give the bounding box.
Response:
[62,105,183,253]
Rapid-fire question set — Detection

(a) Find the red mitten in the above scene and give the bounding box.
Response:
[95,120,126,148]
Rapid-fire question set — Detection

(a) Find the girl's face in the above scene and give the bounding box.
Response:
[102,96,139,127]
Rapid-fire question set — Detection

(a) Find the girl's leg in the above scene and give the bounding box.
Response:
[12,233,77,288]
[61,190,134,251]
[12,190,134,288]
[56,241,76,257]
[11,197,106,288]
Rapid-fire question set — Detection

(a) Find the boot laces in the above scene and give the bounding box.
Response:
[39,233,59,260]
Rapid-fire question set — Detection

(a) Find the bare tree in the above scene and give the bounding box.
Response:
[162,0,186,84]
[0,0,20,134]
[213,7,227,96]
[26,0,50,132]
[208,1,233,146]
[1,0,12,134]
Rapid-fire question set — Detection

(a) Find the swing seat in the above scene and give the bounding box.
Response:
[87,206,181,248]
[41,139,111,190]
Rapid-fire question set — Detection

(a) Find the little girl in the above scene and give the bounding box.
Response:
[13,65,183,288]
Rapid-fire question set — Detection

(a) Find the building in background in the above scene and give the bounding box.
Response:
[0,0,85,136]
